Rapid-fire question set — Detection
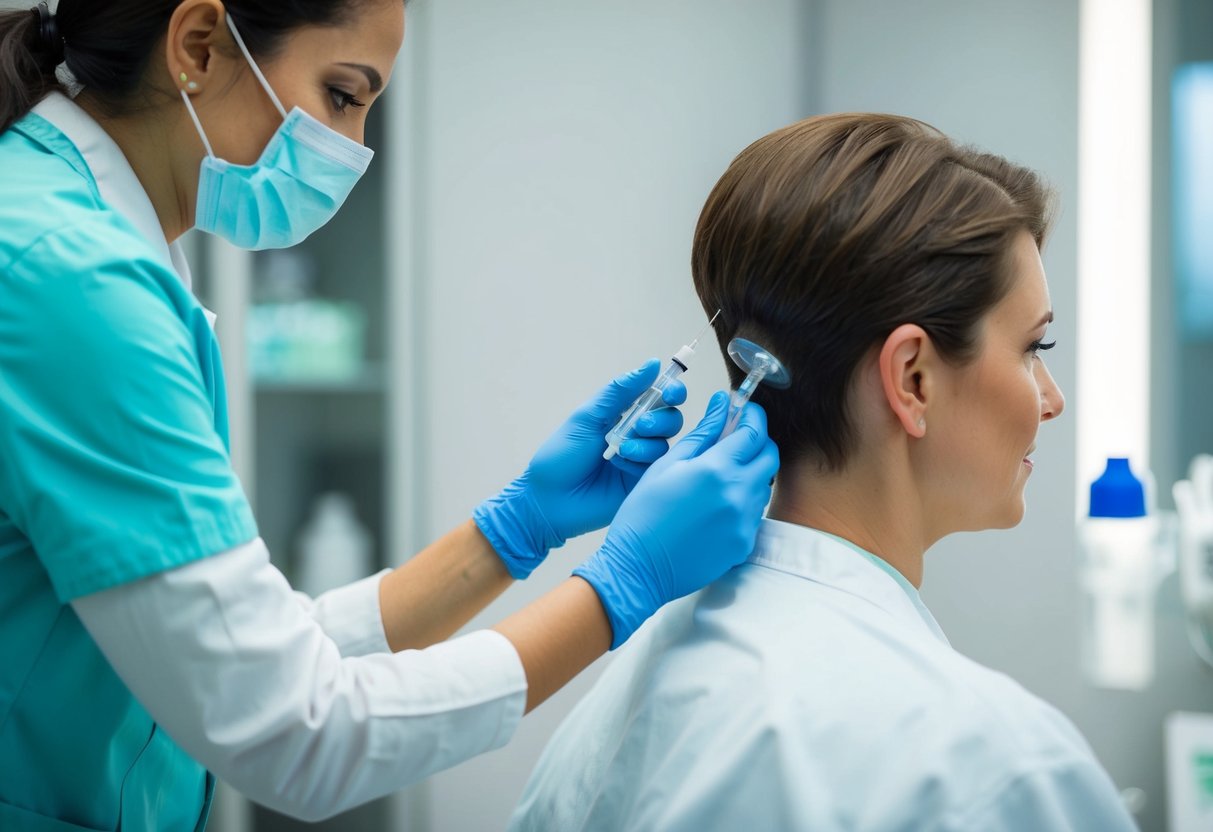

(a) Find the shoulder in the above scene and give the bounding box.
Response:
[839,654,1126,828]
[0,193,196,354]
[653,578,1111,820]
[0,116,176,301]
[519,572,1121,830]
[931,652,1095,762]
[924,665,1133,829]
[0,115,105,252]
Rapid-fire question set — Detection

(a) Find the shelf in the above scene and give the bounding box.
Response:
[253,362,385,395]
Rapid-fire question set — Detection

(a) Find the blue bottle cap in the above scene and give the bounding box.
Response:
[1088,457,1146,518]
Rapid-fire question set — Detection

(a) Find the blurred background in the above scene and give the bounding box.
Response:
[6,0,1211,829]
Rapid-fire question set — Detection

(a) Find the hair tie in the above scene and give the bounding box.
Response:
[33,2,64,65]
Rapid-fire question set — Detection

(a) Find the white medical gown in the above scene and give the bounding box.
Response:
[510,519,1136,831]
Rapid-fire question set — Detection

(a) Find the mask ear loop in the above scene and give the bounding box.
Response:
[224,13,288,121]
[179,13,287,161]
[180,88,216,158]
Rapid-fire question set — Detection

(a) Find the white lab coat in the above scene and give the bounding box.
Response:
[33,92,528,820]
[511,519,1136,831]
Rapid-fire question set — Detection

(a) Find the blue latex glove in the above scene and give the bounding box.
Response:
[573,391,780,648]
[473,360,688,579]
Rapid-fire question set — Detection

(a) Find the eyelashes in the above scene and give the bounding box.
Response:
[1028,339,1056,355]
[328,87,366,113]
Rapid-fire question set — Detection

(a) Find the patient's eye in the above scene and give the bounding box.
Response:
[1028,339,1056,357]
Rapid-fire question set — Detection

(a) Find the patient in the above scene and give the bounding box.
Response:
[509,114,1136,831]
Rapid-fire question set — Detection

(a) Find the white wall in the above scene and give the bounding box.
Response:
[403,2,808,828]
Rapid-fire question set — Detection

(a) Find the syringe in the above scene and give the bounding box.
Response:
[603,310,721,461]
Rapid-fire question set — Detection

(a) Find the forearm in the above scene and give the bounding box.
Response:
[322,518,611,712]
[379,519,514,651]
[493,576,612,712]
[385,521,612,712]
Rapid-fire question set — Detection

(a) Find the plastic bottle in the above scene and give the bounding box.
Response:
[1173,454,1213,669]
[1078,457,1159,690]
[295,492,373,596]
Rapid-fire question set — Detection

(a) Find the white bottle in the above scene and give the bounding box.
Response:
[295,492,373,596]
[1078,457,1160,690]
[1173,454,1213,669]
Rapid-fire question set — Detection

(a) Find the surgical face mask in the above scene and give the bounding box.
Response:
[179,14,374,250]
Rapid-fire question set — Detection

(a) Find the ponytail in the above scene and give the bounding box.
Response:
[1,0,402,138]
[0,5,62,134]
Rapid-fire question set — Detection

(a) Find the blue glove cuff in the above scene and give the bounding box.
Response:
[573,546,660,650]
[473,478,565,580]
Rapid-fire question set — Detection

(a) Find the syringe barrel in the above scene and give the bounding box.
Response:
[602,354,693,460]
[603,360,688,459]
[655,359,686,388]
[606,386,664,448]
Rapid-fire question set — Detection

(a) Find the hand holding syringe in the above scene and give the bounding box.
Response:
[603,311,721,461]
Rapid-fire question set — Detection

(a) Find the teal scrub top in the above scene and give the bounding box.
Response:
[0,110,258,829]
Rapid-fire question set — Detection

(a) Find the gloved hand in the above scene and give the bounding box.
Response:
[473,360,688,579]
[572,391,779,648]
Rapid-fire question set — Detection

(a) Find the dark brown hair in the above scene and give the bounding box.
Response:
[692,113,1053,471]
[0,0,400,135]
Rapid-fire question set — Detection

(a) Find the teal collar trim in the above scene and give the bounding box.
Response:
[813,529,948,644]
[815,530,920,601]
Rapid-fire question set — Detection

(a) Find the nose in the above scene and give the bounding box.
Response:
[1036,360,1065,422]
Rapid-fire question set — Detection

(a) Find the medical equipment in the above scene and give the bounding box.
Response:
[1077,457,1175,690]
[1173,454,1213,669]
[602,311,720,461]
[1166,712,1213,831]
[720,337,791,438]
[296,492,373,596]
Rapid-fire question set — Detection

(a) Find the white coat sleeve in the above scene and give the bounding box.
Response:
[291,568,394,657]
[71,538,528,822]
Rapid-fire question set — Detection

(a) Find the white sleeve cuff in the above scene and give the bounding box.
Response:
[374,629,528,755]
[305,569,393,656]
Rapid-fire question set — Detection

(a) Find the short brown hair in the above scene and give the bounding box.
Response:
[692,113,1053,471]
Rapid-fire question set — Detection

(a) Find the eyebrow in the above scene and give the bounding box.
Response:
[338,62,383,93]
[1032,311,1054,329]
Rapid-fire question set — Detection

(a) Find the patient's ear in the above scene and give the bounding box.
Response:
[878,324,931,439]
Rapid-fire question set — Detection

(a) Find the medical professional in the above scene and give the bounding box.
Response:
[0,1,780,829]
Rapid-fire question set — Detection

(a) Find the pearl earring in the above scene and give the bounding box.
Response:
[917,418,926,429]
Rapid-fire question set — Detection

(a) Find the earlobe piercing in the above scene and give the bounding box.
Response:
[917,418,926,430]
[179,72,198,92]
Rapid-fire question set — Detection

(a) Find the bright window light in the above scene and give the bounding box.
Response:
[1076,0,1153,511]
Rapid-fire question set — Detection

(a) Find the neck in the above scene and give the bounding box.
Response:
[767,450,932,588]
[76,95,194,244]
